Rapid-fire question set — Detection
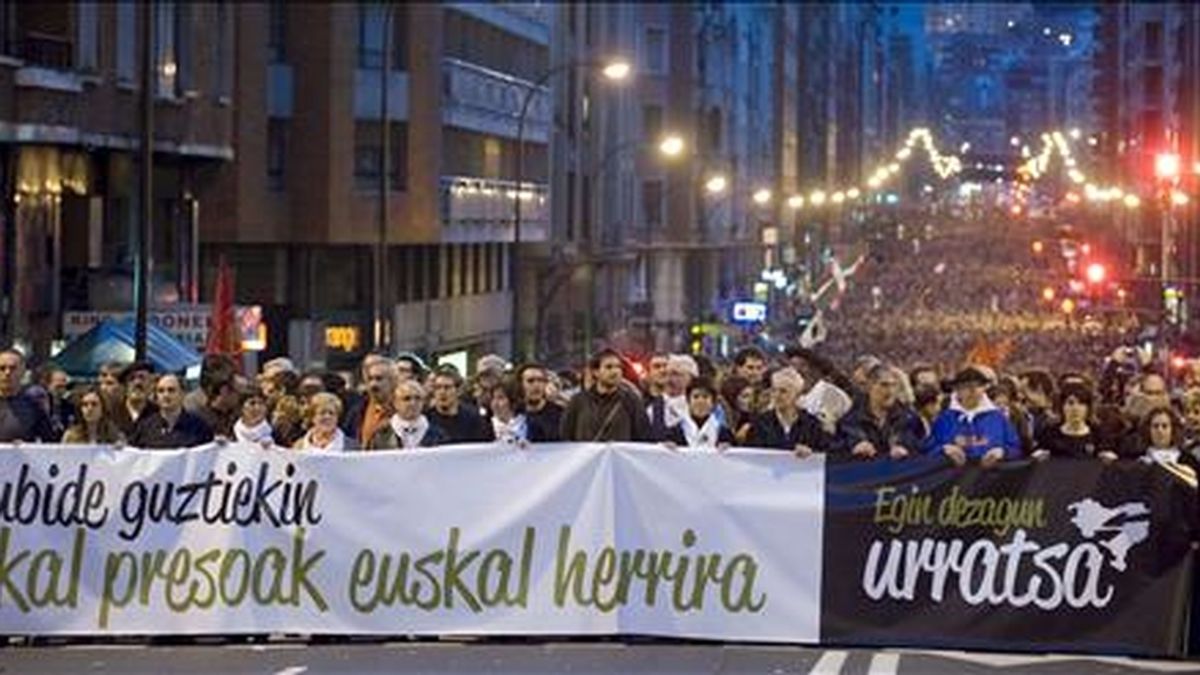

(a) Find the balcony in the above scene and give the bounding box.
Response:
[445,3,549,45]
[440,175,548,243]
[442,57,549,143]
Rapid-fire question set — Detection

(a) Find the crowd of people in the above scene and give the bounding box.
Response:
[821,218,1137,374]
[0,338,1196,484]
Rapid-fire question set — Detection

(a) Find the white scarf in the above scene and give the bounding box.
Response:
[948,393,1001,423]
[491,414,527,444]
[1147,448,1182,465]
[301,427,346,451]
[390,414,430,449]
[678,414,722,450]
[234,418,274,445]
[664,395,688,428]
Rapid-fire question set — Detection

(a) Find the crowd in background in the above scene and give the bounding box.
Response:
[0,338,1197,485]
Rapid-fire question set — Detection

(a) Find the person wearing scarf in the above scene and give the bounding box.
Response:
[295,392,355,451]
[368,381,447,449]
[233,386,274,448]
[664,379,734,451]
[923,366,1021,467]
[647,354,697,441]
[747,367,836,457]
[1137,406,1200,487]
[487,378,528,447]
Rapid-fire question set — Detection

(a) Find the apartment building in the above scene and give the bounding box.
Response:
[0,2,234,358]
[200,2,550,370]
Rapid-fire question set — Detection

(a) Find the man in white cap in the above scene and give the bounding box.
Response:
[647,354,698,441]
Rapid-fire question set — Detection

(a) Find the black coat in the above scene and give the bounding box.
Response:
[747,410,838,452]
[525,402,564,442]
[0,393,58,442]
[129,410,214,449]
[838,402,925,455]
[426,405,494,444]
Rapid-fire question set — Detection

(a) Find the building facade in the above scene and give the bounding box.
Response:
[200,2,550,370]
[0,2,234,359]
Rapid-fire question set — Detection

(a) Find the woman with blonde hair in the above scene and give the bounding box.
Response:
[294,393,355,450]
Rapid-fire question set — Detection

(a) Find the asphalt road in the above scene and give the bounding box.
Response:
[3,642,1200,675]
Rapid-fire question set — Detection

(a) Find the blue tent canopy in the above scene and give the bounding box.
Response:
[51,319,202,379]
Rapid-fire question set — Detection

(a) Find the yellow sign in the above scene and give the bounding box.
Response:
[325,326,361,352]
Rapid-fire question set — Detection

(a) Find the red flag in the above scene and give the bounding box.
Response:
[205,257,242,356]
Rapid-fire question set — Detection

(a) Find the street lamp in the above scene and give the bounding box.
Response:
[658,134,686,158]
[705,175,727,195]
[753,189,772,205]
[1155,153,1182,181]
[512,57,632,360]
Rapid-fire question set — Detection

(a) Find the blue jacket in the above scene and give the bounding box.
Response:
[923,396,1022,460]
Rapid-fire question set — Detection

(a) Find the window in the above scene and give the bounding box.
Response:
[1145,66,1163,102]
[76,1,99,72]
[642,180,663,226]
[706,107,722,153]
[358,4,384,68]
[643,27,666,74]
[268,1,286,62]
[357,3,405,70]
[1145,21,1162,60]
[154,2,178,97]
[267,119,287,191]
[353,122,407,191]
[642,104,663,141]
[214,2,232,99]
[116,3,136,83]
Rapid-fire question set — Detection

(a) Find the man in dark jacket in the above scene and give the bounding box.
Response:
[519,363,564,442]
[562,349,652,442]
[0,349,57,442]
[130,374,214,449]
[839,363,924,460]
[426,367,494,443]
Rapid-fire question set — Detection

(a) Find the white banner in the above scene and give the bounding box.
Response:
[0,444,824,641]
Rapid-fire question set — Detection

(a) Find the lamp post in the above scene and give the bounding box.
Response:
[1156,152,1181,295]
[511,58,630,361]
[134,4,154,361]
[372,3,395,353]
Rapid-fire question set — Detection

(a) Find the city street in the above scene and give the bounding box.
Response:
[4,642,1200,675]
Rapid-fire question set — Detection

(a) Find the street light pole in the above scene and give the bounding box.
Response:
[373,3,393,353]
[511,58,630,361]
[134,3,154,361]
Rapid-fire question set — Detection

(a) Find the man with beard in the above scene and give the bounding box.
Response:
[112,361,158,437]
[342,357,398,446]
[562,349,651,442]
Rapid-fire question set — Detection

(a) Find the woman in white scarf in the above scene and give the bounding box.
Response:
[487,378,528,447]
[233,386,274,448]
[295,392,355,451]
[368,380,446,449]
[664,379,734,451]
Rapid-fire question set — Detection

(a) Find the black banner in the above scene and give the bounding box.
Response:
[821,456,1197,657]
